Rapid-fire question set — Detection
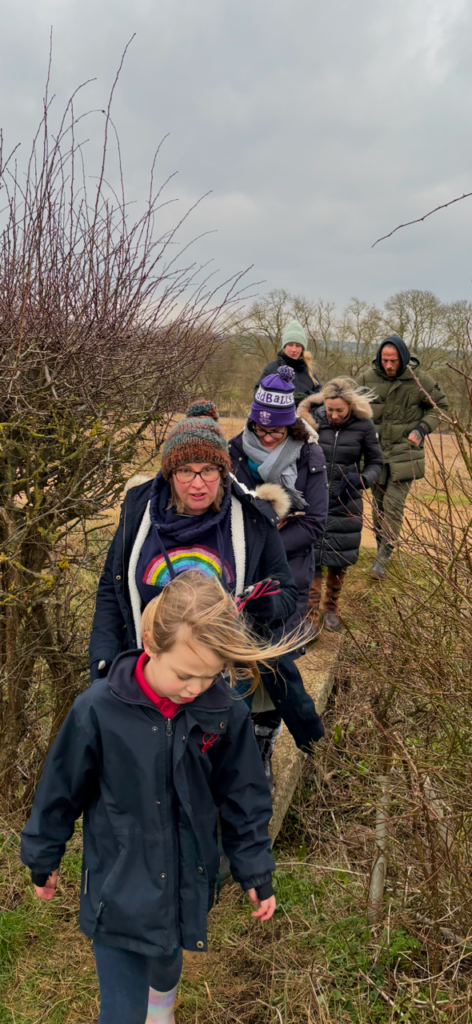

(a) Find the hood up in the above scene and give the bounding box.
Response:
[375,335,411,376]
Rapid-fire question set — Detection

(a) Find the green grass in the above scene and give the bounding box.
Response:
[0,814,431,1024]
[0,793,465,1023]
[2,552,471,1022]
[0,824,98,1023]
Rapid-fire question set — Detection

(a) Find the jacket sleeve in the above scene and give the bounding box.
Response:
[212,706,275,892]
[418,376,449,434]
[255,361,275,388]
[21,699,100,880]
[252,521,298,625]
[280,464,329,555]
[89,529,126,675]
[360,420,384,486]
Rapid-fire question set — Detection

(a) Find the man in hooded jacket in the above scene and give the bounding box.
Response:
[357,335,448,578]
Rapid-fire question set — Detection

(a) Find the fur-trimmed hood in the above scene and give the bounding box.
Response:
[124,473,154,494]
[297,394,324,430]
[240,480,291,521]
[298,394,373,425]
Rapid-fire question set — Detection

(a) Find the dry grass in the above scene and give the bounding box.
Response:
[2,416,470,1022]
[2,546,470,1023]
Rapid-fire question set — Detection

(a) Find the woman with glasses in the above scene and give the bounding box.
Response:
[228,367,328,782]
[89,401,325,760]
[229,366,328,640]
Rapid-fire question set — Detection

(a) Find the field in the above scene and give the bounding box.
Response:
[1,424,470,1022]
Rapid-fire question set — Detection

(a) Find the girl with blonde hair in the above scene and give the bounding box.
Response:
[299,377,383,631]
[22,571,301,1024]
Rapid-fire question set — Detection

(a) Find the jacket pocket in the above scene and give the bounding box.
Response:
[94,834,173,944]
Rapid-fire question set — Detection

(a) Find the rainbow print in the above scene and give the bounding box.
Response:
[142,546,234,589]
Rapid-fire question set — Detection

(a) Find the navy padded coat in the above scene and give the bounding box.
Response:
[229,431,328,630]
[21,652,275,957]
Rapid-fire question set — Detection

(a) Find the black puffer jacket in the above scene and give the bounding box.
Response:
[307,405,383,570]
[21,652,275,957]
[256,351,321,405]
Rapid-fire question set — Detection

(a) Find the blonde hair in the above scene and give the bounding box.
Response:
[322,377,376,419]
[141,570,301,693]
[302,349,319,387]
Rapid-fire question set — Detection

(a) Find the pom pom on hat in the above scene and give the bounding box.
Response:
[250,360,297,427]
[160,399,229,479]
[278,365,295,383]
[186,401,219,421]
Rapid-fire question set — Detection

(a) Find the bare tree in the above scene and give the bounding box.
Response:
[0,58,245,807]
[341,297,383,376]
[232,289,292,363]
[383,289,446,368]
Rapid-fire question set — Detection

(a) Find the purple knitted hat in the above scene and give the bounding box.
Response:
[250,366,297,427]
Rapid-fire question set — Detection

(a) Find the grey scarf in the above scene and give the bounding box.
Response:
[242,425,307,510]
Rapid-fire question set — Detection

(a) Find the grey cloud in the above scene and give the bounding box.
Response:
[0,0,471,308]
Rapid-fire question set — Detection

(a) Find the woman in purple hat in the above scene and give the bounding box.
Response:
[229,367,328,782]
[229,366,329,638]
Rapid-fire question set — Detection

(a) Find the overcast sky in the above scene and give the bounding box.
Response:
[1,0,471,310]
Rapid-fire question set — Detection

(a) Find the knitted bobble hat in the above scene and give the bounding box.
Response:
[250,366,297,427]
[160,401,231,479]
[281,320,308,352]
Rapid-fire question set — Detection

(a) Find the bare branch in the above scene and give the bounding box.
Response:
[372,191,472,247]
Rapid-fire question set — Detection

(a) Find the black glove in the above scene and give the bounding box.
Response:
[234,578,282,623]
[335,472,365,503]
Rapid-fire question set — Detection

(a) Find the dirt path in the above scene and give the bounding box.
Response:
[269,630,342,839]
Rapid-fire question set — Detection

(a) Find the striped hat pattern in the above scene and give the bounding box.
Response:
[160,402,231,479]
[250,365,297,427]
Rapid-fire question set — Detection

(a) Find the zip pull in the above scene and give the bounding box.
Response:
[166,718,172,736]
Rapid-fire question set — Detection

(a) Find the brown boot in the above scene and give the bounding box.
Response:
[307,571,322,632]
[323,568,346,631]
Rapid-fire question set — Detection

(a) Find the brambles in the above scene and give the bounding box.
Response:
[0,53,244,808]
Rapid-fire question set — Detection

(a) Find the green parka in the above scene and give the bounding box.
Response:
[357,357,448,483]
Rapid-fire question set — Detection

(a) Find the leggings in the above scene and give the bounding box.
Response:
[93,942,183,1024]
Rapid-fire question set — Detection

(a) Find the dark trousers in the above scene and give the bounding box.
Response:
[371,468,412,546]
[94,942,182,1024]
[257,656,324,751]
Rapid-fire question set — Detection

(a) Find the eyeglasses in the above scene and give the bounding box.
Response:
[174,467,221,483]
[254,426,287,440]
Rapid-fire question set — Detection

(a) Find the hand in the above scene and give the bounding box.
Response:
[33,869,58,901]
[335,472,365,502]
[247,888,276,921]
[234,579,281,614]
[407,429,422,446]
[276,519,288,530]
